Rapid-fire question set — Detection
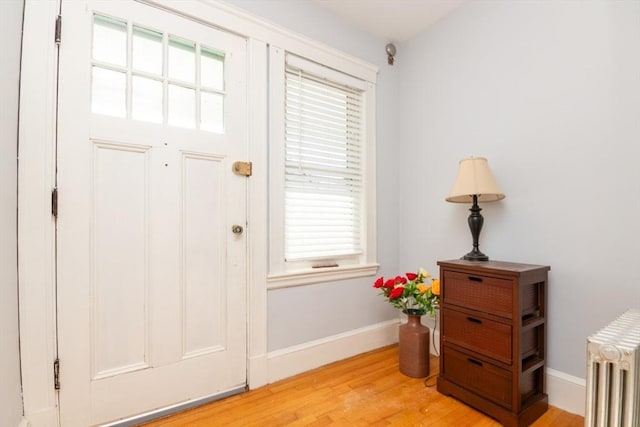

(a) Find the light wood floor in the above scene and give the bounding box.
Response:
[140,345,583,426]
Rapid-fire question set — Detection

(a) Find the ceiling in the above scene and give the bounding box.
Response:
[311,0,467,43]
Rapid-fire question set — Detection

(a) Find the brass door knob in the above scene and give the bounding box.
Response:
[232,225,244,235]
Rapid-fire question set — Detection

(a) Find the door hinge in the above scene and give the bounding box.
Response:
[55,15,62,45]
[52,187,58,218]
[54,358,60,390]
[232,161,252,177]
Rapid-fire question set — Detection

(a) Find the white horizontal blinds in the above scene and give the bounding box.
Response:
[284,61,364,262]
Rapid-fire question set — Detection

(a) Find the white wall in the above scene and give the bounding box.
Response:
[225,0,401,351]
[0,0,25,425]
[397,0,640,379]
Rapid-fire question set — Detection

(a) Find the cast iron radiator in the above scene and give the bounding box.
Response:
[586,308,640,427]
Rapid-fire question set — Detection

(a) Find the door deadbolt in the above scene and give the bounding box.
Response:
[232,225,244,235]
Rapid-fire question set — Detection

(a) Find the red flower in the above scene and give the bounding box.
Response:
[373,277,384,288]
[383,279,395,289]
[406,272,418,281]
[389,286,404,298]
[395,276,407,284]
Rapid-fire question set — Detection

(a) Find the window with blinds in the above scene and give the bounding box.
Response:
[268,47,377,287]
[284,65,364,262]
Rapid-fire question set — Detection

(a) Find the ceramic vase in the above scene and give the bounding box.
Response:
[398,313,430,378]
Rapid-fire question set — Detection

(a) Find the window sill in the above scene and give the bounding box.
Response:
[267,263,379,290]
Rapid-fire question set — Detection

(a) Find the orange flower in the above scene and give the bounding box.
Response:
[416,284,429,294]
[431,279,440,296]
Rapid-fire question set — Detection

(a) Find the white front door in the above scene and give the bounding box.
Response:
[56,1,248,425]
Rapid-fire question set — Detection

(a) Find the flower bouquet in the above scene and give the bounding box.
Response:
[373,268,440,317]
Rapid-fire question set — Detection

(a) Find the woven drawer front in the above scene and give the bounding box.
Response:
[443,271,513,318]
[443,308,512,364]
[442,346,512,409]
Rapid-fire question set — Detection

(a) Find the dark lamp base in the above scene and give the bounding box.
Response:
[463,195,489,262]
[462,249,489,261]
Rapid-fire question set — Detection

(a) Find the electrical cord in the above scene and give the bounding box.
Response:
[424,306,439,388]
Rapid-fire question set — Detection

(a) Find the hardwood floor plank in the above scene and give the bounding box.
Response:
[140,346,583,426]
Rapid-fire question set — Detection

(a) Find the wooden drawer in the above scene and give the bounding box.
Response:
[441,346,512,409]
[442,307,512,364]
[443,270,513,318]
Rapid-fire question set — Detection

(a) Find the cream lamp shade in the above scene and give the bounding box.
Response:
[446,157,504,261]
[446,157,505,203]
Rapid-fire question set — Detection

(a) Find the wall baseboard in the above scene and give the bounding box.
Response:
[267,321,441,384]
[267,319,399,383]
[546,368,585,416]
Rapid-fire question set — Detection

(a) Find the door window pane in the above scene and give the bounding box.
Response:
[93,15,127,67]
[201,48,224,91]
[91,15,227,133]
[133,26,163,75]
[168,36,195,84]
[201,92,224,133]
[168,84,195,129]
[132,76,163,124]
[92,67,126,117]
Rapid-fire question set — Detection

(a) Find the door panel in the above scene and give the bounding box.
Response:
[57,1,248,425]
[92,142,150,378]
[182,154,226,356]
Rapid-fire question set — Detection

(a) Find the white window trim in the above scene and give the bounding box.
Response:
[267,46,378,289]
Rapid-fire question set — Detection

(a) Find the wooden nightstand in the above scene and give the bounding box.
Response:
[437,259,550,427]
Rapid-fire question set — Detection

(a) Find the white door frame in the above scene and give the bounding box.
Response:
[18,1,268,425]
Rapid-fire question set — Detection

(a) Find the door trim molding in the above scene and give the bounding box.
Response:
[18,1,60,423]
[246,37,269,390]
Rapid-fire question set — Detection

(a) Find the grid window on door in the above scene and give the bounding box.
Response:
[91,14,226,133]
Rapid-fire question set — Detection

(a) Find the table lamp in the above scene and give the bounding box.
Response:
[446,157,505,261]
